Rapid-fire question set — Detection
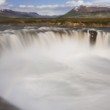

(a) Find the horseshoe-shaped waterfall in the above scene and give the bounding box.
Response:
[0,27,110,110]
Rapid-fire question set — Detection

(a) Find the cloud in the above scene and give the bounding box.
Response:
[15,0,92,15]
[36,6,71,15]
[93,0,110,5]
[66,0,91,7]
[0,0,6,5]
[19,5,34,8]
[66,0,84,6]
[5,0,110,15]
[16,4,71,15]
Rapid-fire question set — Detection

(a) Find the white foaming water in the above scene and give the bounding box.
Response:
[0,27,110,110]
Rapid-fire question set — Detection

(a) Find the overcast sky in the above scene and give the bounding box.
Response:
[0,0,110,15]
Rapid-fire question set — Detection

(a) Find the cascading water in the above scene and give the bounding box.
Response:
[0,27,110,110]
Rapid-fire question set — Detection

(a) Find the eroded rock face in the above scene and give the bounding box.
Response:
[0,97,20,110]
[89,30,97,45]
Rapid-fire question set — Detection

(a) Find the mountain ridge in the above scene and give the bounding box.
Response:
[0,9,58,18]
[62,5,110,18]
[0,9,42,18]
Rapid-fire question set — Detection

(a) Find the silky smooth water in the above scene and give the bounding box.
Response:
[0,27,110,110]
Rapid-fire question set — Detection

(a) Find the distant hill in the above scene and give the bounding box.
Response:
[0,9,42,18]
[62,5,110,18]
[0,9,58,18]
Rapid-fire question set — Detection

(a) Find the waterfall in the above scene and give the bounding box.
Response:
[0,28,110,51]
[0,27,110,110]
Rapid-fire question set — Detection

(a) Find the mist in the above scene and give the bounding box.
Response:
[0,27,110,110]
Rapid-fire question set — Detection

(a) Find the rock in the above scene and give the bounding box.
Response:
[89,30,97,45]
[0,97,20,110]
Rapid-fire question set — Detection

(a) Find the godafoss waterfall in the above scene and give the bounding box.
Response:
[0,27,110,110]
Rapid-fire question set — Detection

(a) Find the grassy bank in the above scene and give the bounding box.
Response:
[0,18,110,27]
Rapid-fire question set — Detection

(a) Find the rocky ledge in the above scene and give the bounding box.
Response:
[0,97,20,110]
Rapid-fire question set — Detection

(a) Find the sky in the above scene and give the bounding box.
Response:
[0,0,110,15]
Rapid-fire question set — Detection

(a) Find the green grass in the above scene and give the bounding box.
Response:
[0,18,110,27]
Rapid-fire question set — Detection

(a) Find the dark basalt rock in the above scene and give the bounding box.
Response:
[89,30,97,45]
[0,97,20,110]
